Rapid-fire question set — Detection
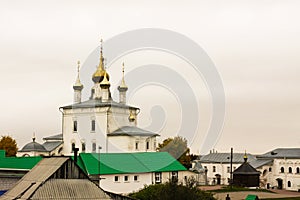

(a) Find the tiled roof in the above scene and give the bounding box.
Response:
[107,126,159,137]
[200,153,256,164]
[60,99,139,110]
[257,148,300,159]
[77,152,186,175]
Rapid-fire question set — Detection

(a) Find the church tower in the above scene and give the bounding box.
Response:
[91,39,109,100]
[100,71,111,102]
[73,61,83,103]
[118,62,128,104]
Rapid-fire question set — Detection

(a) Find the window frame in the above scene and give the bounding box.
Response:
[91,120,96,132]
[155,172,162,183]
[73,120,78,132]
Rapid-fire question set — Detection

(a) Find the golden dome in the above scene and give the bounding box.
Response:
[100,71,110,88]
[92,39,110,83]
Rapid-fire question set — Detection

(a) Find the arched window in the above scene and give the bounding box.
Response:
[289,167,292,173]
[269,167,272,172]
[280,167,284,173]
[71,143,75,152]
[297,167,300,174]
[213,166,216,172]
[92,142,96,152]
[288,181,291,187]
[73,121,77,132]
[91,120,95,132]
[82,142,86,152]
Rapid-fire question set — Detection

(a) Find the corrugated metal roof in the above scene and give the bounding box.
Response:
[1,157,68,199]
[107,126,159,137]
[77,152,186,175]
[42,141,63,151]
[200,153,256,163]
[31,179,112,199]
[257,148,300,159]
[43,133,63,141]
[250,159,273,168]
[60,99,138,110]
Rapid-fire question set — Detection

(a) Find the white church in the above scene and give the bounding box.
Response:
[18,41,159,156]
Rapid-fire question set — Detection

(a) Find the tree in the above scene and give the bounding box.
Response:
[129,180,216,200]
[157,136,191,168]
[0,135,18,157]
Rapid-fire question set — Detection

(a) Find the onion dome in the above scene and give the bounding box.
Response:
[100,71,110,88]
[73,61,84,91]
[92,39,110,83]
[128,110,136,122]
[118,62,128,91]
[19,137,47,152]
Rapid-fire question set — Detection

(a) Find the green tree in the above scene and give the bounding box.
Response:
[0,135,18,157]
[129,180,215,200]
[157,136,191,168]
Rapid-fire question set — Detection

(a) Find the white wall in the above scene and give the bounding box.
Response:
[201,163,241,185]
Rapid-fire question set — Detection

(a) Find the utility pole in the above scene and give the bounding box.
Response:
[230,147,233,188]
[98,146,102,186]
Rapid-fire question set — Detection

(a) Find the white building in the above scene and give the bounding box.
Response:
[256,148,300,191]
[77,152,196,194]
[59,41,159,155]
[199,152,257,185]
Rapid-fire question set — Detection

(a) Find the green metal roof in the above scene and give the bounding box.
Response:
[0,150,42,170]
[76,152,186,175]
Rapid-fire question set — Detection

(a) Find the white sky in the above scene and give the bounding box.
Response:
[0,0,300,154]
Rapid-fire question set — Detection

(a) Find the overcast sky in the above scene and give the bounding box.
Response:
[0,0,300,154]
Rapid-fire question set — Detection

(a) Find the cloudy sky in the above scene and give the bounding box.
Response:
[0,0,300,154]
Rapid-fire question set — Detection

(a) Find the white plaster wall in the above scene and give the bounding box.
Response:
[100,173,152,194]
[202,163,241,185]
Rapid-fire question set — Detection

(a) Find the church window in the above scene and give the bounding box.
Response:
[296,167,300,174]
[155,172,161,183]
[71,143,75,152]
[114,176,119,182]
[227,166,230,173]
[73,121,77,132]
[82,142,86,152]
[280,167,284,173]
[146,141,149,150]
[288,181,291,187]
[213,166,216,172]
[269,167,272,172]
[91,120,96,132]
[289,167,293,173]
[92,142,96,152]
[135,142,139,150]
[134,175,139,181]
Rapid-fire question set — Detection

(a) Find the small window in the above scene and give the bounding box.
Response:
[213,166,216,172]
[227,166,230,173]
[134,175,138,181]
[124,175,129,182]
[91,120,96,132]
[155,172,161,183]
[280,167,284,173]
[288,181,291,187]
[71,143,75,152]
[171,171,178,182]
[92,142,96,152]
[114,176,119,182]
[146,141,149,150]
[73,121,78,132]
[81,142,86,152]
[296,167,300,174]
[289,167,293,173]
[269,167,272,172]
[135,142,139,150]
